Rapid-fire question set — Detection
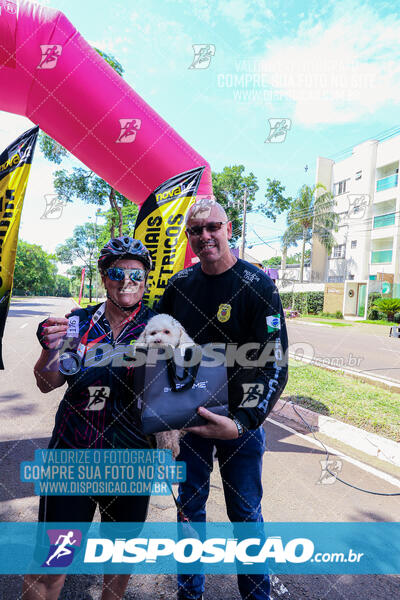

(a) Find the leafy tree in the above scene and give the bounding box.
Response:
[38,49,135,237]
[66,265,88,297]
[94,203,138,252]
[212,165,259,245]
[256,178,293,264]
[282,184,338,282]
[372,298,400,322]
[262,256,281,268]
[56,223,97,301]
[94,49,124,76]
[262,249,312,269]
[259,178,293,222]
[54,275,71,297]
[287,249,311,264]
[13,240,58,295]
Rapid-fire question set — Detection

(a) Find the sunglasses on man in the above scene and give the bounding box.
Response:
[186,221,228,236]
[106,267,146,282]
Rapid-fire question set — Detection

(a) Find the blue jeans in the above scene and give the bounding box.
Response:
[177,427,270,600]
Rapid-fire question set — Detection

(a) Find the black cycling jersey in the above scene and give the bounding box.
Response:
[49,302,155,450]
[156,259,288,429]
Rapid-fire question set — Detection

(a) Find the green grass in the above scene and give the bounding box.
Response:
[300,314,397,327]
[283,361,400,442]
[296,316,353,327]
[72,297,97,309]
[311,320,352,327]
[355,319,397,326]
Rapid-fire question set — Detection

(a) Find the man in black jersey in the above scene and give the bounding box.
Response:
[156,199,288,600]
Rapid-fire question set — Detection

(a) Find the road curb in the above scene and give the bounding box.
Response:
[271,399,400,468]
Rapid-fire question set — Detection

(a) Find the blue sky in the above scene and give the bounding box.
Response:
[1,0,400,263]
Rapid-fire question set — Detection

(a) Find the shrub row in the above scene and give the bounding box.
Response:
[279,291,324,315]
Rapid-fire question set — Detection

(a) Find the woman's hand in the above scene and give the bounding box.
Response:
[39,317,69,350]
[35,316,69,392]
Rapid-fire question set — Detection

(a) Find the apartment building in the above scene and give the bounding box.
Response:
[311,133,400,318]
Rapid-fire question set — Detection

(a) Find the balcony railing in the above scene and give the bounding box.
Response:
[371,250,393,264]
[376,174,398,192]
[373,212,395,228]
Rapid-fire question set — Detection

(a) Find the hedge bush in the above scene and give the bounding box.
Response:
[279,291,324,314]
[367,292,383,320]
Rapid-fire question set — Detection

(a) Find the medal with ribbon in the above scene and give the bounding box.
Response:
[59,303,141,375]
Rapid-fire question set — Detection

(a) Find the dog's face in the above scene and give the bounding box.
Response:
[143,314,187,347]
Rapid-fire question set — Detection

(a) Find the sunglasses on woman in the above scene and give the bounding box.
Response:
[106,267,146,282]
[186,221,228,236]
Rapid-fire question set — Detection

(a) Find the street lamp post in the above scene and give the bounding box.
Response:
[89,211,101,302]
[94,210,108,302]
[240,188,248,260]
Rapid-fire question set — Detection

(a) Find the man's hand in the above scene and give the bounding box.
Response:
[184,406,239,439]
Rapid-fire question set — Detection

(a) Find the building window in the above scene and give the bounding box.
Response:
[334,179,348,195]
[351,240,357,249]
[355,170,362,180]
[332,244,345,258]
[328,276,344,283]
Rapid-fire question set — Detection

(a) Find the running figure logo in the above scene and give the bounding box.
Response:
[116,119,141,143]
[42,529,82,567]
[264,119,291,143]
[317,459,342,485]
[189,44,216,69]
[37,45,63,69]
[347,194,370,219]
[41,194,66,220]
[239,383,264,408]
[85,386,110,411]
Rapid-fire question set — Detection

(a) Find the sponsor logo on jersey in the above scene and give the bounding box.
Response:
[217,304,231,323]
[85,386,110,411]
[175,268,192,278]
[239,383,264,407]
[266,314,280,332]
[243,269,260,283]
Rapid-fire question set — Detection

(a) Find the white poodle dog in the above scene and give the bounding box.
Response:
[137,313,194,347]
[137,313,194,458]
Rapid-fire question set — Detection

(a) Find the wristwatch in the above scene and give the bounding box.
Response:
[232,417,244,437]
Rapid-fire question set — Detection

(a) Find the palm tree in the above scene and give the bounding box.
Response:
[282,183,338,283]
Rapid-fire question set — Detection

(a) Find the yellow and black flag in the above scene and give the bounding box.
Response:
[0,126,39,369]
[134,167,205,307]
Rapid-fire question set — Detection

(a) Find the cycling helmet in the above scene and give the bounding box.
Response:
[98,237,152,273]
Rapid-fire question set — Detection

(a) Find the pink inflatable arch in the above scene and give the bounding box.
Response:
[0,0,212,204]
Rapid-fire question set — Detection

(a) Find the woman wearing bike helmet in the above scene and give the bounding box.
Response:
[24,238,155,600]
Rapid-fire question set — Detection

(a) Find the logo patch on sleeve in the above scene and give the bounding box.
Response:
[266,314,281,332]
[239,383,265,407]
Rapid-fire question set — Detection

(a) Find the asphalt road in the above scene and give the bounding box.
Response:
[0,297,399,600]
[287,319,400,384]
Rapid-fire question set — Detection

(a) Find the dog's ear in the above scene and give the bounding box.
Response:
[179,329,193,346]
[136,329,147,344]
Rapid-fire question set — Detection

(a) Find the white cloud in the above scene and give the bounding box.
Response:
[164,0,274,41]
[258,2,400,125]
[129,9,193,70]
[219,0,274,25]
[0,113,33,142]
[87,38,129,54]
